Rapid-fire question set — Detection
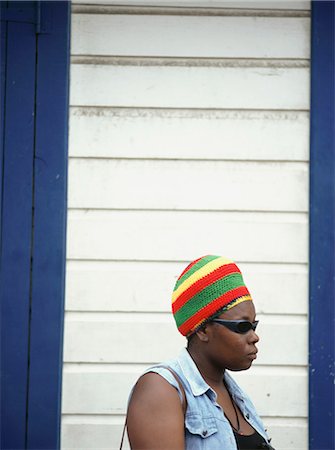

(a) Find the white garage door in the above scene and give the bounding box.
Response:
[62,1,310,449]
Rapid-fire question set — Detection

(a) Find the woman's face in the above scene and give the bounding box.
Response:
[205,301,259,371]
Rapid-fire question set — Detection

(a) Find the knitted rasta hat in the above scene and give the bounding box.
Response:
[172,255,252,337]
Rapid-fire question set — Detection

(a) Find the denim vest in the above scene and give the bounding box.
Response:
[142,348,271,450]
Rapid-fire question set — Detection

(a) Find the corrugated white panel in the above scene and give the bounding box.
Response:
[61,418,307,450]
[63,314,307,365]
[67,210,308,263]
[61,415,130,450]
[61,419,131,450]
[62,366,307,416]
[70,63,309,110]
[64,2,310,449]
[71,1,311,10]
[65,260,308,314]
[265,418,308,450]
[69,108,309,161]
[72,14,310,58]
[68,159,308,212]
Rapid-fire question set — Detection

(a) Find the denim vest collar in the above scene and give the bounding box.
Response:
[177,348,211,397]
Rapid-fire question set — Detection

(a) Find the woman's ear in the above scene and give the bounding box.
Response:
[195,324,210,342]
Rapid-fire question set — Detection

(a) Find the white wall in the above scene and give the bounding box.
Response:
[62,1,310,449]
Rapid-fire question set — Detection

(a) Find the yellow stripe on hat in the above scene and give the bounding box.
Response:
[225,295,252,311]
[172,256,232,304]
[188,318,207,334]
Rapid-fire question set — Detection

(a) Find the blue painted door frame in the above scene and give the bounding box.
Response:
[0,2,70,448]
[309,2,335,449]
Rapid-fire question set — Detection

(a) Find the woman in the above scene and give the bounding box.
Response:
[125,255,275,449]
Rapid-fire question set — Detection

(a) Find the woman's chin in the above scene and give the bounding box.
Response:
[227,361,253,372]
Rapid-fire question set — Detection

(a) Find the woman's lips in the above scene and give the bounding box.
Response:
[247,350,258,360]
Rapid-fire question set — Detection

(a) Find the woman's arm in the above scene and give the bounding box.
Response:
[127,372,185,450]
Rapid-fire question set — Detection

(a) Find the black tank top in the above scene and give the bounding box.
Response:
[234,428,274,449]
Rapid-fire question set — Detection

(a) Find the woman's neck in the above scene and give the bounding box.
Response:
[187,346,226,389]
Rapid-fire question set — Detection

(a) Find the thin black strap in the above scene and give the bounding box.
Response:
[119,418,127,450]
[119,365,187,449]
[161,365,187,415]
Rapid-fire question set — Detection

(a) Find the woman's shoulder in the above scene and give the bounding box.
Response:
[127,363,185,449]
[132,371,178,400]
[132,360,183,399]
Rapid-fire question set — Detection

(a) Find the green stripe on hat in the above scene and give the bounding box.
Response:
[173,255,220,292]
[174,272,244,327]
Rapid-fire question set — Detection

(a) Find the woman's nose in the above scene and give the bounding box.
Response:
[249,330,259,344]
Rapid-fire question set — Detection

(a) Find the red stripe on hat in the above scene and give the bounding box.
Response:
[178,286,250,336]
[172,263,240,314]
[176,256,205,281]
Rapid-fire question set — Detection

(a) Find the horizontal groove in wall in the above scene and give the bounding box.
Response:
[66,258,308,266]
[69,156,309,163]
[66,312,165,322]
[63,362,152,372]
[258,416,307,425]
[62,367,307,377]
[70,105,310,113]
[62,414,126,424]
[62,413,308,424]
[70,105,310,118]
[71,55,310,68]
[68,208,308,216]
[64,310,173,321]
[64,309,308,318]
[68,156,309,164]
[67,207,309,215]
[64,310,308,322]
[72,5,310,18]
[62,362,308,375]
[66,259,308,272]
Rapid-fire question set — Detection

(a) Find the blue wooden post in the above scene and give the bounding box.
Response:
[309,2,335,449]
[0,3,37,447]
[0,2,70,448]
[0,2,7,218]
[26,2,70,448]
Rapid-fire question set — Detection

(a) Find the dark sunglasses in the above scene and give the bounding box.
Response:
[211,319,259,334]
